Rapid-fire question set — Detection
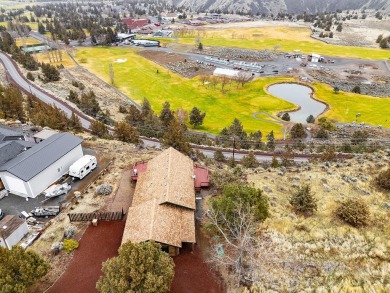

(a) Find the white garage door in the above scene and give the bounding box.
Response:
[4,175,27,195]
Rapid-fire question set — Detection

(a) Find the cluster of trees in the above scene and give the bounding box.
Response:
[0,31,39,71]
[67,90,112,125]
[122,99,208,154]
[217,118,266,150]
[376,34,389,49]
[199,73,252,93]
[0,84,82,132]
[41,62,60,82]
[26,3,122,45]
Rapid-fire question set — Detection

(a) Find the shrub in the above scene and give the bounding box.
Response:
[289,184,318,216]
[320,145,337,162]
[26,72,35,81]
[240,151,259,168]
[210,168,241,189]
[336,198,369,227]
[290,123,305,139]
[306,114,315,124]
[63,239,79,253]
[64,226,77,239]
[352,85,361,94]
[214,149,225,162]
[281,112,290,121]
[51,241,63,255]
[376,167,390,190]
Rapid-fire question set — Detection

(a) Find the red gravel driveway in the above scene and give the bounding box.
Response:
[47,221,125,293]
[171,245,225,293]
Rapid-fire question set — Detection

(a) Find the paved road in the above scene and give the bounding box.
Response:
[0,52,92,129]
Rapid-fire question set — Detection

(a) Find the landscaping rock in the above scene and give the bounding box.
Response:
[95,184,113,196]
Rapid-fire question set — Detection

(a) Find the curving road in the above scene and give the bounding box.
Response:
[0,52,310,162]
[0,52,93,129]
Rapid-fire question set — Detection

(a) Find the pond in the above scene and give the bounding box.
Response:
[268,83,327,123]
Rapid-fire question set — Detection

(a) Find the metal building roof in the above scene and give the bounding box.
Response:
[0,141,26,166]
[0,133,83,181]
[0,125,24,141]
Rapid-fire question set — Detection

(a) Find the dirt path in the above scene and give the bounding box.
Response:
[105,169,134,212]
[46,221,125,293]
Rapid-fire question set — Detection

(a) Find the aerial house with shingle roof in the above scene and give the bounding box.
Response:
[122,147,196,256]
[0,133,83,198]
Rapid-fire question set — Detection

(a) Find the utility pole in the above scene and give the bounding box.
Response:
[232,136,236,162]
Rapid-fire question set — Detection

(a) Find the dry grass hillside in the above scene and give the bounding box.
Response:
[239,152,390,291]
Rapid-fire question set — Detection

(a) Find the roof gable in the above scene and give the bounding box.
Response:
[0,133,82,181]
[133,147,195,210]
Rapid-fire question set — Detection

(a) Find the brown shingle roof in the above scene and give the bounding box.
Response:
[122,147,196,247]
[132,147,195,210]
[0,215,25,239]
[122,199,195,247]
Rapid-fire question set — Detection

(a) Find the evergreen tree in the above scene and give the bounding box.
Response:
[114,120,140,144]
[0,246,48,292]
[266,130,275,149]
[189,107,206,128]
[68,112,82,132]
[290,123,306,139]
[90,120,109,138]
[159,101,174,127]
[79,91,101,117]
[96,241,174,293]
[141,98,153,118]
[38,21,45,34]
[306,115,315,124]
[289,184,318,216]
[161,119,191,155]
[281,113,290,121]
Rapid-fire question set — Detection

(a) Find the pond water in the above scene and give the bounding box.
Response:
[268,83,327,123]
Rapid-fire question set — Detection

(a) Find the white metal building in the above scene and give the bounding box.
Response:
[0,133,83,198]
[0,215,29,249]
[311,53,321,63]
[213,68,241,78]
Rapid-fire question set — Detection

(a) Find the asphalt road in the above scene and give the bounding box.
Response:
[0,52,92,129]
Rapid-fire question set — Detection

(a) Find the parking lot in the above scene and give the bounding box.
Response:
[0,147,97,219]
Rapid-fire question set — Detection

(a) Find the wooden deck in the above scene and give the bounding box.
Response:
[68,210,124,222]
[194,165,209,192]
[131,161,209,192]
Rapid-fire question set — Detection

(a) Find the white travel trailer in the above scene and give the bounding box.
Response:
[68,155,97,180]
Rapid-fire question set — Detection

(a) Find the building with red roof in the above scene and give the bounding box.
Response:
[121,18,149,30]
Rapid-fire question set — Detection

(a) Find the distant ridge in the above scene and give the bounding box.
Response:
[165,0,390,14]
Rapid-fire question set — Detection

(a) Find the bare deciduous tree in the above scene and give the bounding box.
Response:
[207,203,258,285]
[108,63,114,85]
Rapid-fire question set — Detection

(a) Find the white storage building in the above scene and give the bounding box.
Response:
[0,215,29,249]
[0,133,83,198]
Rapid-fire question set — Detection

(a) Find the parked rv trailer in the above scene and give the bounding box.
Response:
[69,155,97,180]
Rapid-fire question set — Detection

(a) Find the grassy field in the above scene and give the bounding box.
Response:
[169,26,390,60]
[35,50,76,67]
[74,46,390,136]
[15,37,41,47]
[75,47,296,137]
[314,83,390,128]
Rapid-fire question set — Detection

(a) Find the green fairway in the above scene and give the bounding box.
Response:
[75,47,390,137]
[313,83,390,128]
[169,26,390,60]
[75,47,296,137]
